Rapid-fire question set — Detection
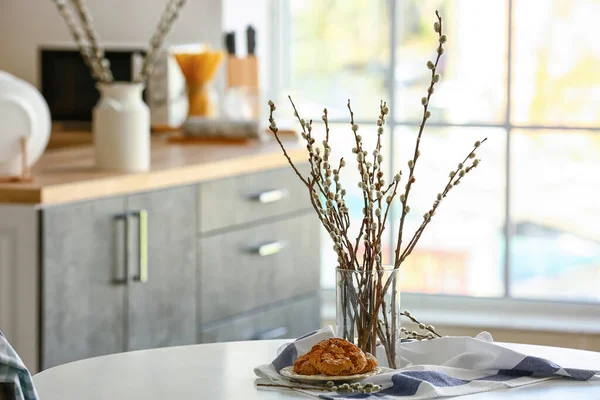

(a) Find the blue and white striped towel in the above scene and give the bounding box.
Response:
[0,332,38,400]
[254,326,600,399]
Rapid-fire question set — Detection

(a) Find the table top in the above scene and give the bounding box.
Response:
[33,340,600,399]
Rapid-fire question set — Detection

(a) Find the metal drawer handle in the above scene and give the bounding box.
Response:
[112,214,128,285]
[251,241,286,256]
[132,210,148,283]
[251,189,289,204]
[112,210,148,284]
[251,326,289,340]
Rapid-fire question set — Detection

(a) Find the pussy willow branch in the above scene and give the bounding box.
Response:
[70,0,112,82]
[267,10,486,368]
[364,102,394,352]
[347,100,394,352]
[402,310,441,338]
[376,132,486,308]
[289,97,358,270]
[373,101,396,262]
[269,103,349,267]
[52,0,101,80]
[257,383,331,391]
[268,99,358,270]
[139,0,187,82]
[400,138,487,262]
[54,0,186,83]
[394,10,445,268]
[347,100,369,269]
[268,102,309,186]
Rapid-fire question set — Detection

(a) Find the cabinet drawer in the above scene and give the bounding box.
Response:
[200,293,320,343]
[197,166,310,233]
[198,213,320,325]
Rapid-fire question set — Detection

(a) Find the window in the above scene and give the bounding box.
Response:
[277,0,600,303]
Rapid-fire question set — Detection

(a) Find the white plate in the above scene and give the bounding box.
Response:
[0,71,51,175]
[279,366,382,384]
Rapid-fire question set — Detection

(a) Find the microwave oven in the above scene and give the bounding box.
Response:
[39,45,146,124]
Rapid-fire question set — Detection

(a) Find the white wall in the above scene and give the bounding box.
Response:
[223,0,283,127]
[0,0,223,86]
[223,0,275,103]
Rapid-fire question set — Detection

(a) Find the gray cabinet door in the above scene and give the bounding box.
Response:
[197,166,311,233]
[126,185,197,351]
[41,196,127,369]
[200,293,321,343]
[198,213,320,325]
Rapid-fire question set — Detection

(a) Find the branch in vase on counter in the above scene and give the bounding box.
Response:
[51,0,187,83]
[51,0,107,81]
[70,0,113,82]
[139,0,187,82]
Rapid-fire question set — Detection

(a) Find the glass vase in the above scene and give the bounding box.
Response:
[336,267,401,369]
[187,82,219,117]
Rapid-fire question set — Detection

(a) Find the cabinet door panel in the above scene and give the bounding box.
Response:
[0,206,39,372]
[127,185,197,351]
[198,165,310,233]
[198,213,320,325]
[200,294,321,343]
[42,196,126,369]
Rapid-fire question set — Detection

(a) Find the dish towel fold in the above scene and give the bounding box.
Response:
[0,332,39,400]
[254,326,600,399]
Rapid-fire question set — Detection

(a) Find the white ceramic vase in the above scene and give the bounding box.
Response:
[93,82,150,172]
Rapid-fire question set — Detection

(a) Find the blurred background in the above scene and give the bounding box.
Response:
[278,0,600,303]
[1,0,599,373]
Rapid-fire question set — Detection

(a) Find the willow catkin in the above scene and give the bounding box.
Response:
[139,0,188,82]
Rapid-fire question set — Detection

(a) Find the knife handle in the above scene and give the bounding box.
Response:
[224,31,236,56]
[246,25,256,55]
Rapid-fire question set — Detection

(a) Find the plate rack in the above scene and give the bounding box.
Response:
[0,137,33,183]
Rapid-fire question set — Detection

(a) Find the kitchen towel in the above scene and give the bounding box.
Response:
[0,332,38,400]
[254,326,600,399]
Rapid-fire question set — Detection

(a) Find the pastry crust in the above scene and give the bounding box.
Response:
[293,353,320,375]
[358,352,378,373]
[307,338,367,376]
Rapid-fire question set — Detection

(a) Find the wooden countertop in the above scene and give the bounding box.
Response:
[0,136,305,206]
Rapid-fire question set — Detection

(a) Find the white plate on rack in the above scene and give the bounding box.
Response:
[0,71,51,175]
[279,366,382,384]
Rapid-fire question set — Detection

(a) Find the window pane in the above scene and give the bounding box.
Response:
[392,127,506,296]
[319,123,392,288]
[287,0,390,120]
[511,0,600,126]
[510,130,600,301]
[395,0,507,124]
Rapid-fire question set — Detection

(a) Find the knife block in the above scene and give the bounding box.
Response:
[226,55,258,89]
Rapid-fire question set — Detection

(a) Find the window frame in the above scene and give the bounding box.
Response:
[271,0,600,316]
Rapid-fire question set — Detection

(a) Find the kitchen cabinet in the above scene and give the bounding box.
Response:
[41,185,198,368]
[42,196,127,368]
[0,140,321,373]
[127,186,197,351]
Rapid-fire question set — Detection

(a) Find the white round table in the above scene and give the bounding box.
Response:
[33,340,600,399]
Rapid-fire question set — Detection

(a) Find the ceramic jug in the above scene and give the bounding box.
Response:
[93,82,150,172]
